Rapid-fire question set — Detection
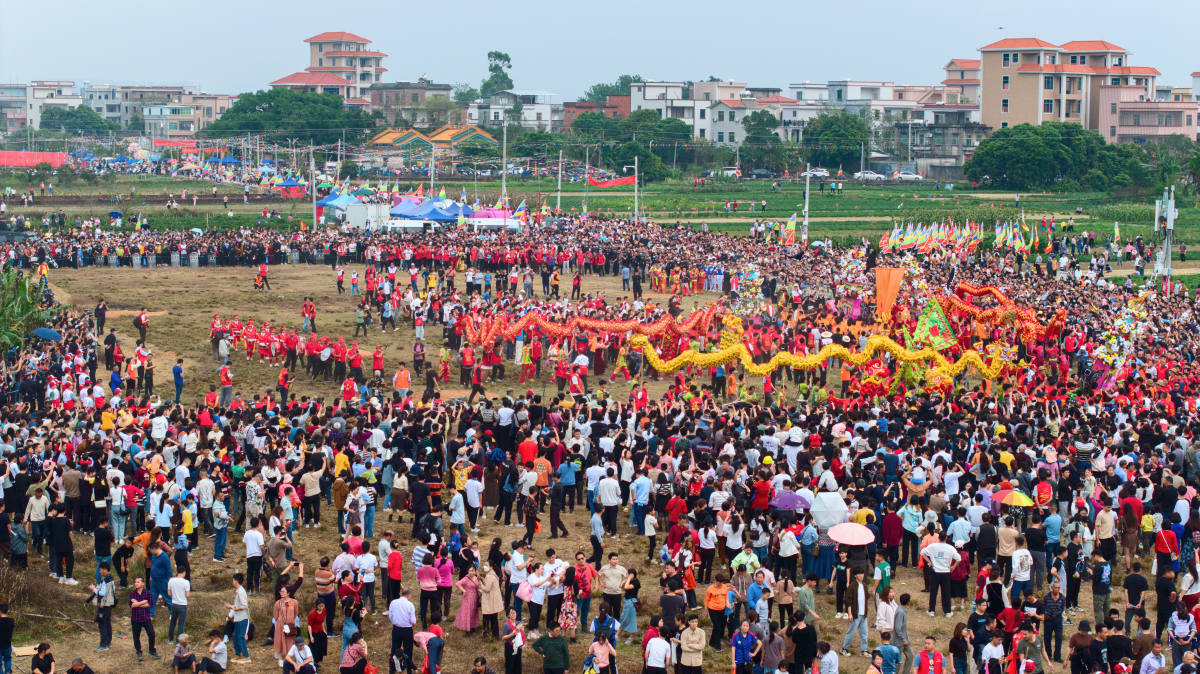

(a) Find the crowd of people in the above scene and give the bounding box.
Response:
[4,211,1200,674]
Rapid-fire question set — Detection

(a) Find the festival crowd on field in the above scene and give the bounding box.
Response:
[5,215,1200,674]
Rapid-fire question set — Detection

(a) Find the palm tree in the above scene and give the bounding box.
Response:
[0,270,55,348]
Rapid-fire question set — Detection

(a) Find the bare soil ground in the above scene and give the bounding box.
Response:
[18,264,1127,674]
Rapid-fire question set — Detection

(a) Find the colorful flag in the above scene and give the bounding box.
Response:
[438,186,446,200]
[457,213,468,231]
[581,201,588,221]
[837,164,844,177]
[913,300,957,351]
[785,213,797,244]
[460,188,467,203]
[1114,220,1121,242]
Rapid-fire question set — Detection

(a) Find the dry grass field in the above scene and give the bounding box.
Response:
[12,263,1125,674]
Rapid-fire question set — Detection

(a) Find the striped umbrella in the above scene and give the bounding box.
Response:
[992,489,1035,507]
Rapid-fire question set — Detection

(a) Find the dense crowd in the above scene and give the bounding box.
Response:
[3,215,1200,674]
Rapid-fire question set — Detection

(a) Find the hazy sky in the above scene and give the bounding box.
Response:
[3,0,1198,99]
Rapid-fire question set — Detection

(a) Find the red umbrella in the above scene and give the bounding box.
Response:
[829,522,875,546]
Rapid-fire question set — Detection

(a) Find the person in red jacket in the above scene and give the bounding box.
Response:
[880,502,905,568]
[467,362,487,404]
[258,263,270,290]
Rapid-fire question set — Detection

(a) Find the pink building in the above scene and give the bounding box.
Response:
[1098,84,1199,145]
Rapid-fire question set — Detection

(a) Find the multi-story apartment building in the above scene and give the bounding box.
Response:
[368,79,456,126]
[467,90,562,131]
[1097,85,1198,145]
[81,84,123,126]
[0,81,84,130]
[942,59,981,105]
[624,80,748,139]
[979,39,1159,132]
[141,93,233,138]
[304,32,385,104]
[119,86,198,129]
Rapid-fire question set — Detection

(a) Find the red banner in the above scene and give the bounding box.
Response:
[0,151,69,168]
[587,175,636,187]
[153,140,199,148]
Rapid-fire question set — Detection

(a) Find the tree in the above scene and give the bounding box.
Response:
[422,96,458,128]
[203,89,376,144]
[339,159,360,180]
[964,122,1148,190]
[740,110,786,171]
[39,106,120,134]
[0,271,56,348]
[742,110,781,140]
[452,83,480,105]
[571,111,620,140]
[620,109,666,142]
[610,140,666,183]
[480,51,515,98]
[579,75,643,103]
[504,101,525,126]
[803,108,870,169]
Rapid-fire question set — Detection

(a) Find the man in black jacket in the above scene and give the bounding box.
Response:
[48,503,76,583]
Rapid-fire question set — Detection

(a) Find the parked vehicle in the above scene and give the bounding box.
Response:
[721,167,742,178]
[853,170,885,181]
[800,168,830,178]
[896,171,924,181]
[748,169,776,179]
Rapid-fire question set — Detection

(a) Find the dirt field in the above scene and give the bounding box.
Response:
[24,264,1122,674]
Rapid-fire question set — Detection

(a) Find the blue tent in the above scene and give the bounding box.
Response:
[261,159,274,163]
[219,156,241,165]
[277,178,302,187]
[388,200,423,217]
[115,155,127,162]
[439,203,475,218]
[424,208,459,223]
[328,193,359,209]
[316,191,342,206]
[206,157,220,162]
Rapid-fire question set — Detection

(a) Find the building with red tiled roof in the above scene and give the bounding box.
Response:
[289,32,386,108]
[270,72,356,99]
[978,37,1170,138]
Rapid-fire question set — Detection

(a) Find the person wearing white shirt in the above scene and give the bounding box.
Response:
[644,634,672,670]
[285,638,314,674]
[920,534,961,619]
[357,542,379,613]
[464,475,484,532]
[597,468,622,537]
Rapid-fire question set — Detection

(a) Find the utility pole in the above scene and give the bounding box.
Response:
[555,150,563,214]
[310,146,317,230]
[501,123,508,203]
[803,162,811,245]
[1156,185,1176,280]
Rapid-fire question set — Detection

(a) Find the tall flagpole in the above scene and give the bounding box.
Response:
[555,150,562,214]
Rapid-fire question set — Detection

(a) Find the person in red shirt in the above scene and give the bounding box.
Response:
[277,367,294,401]
[348,343,364,382]
[371,346,385,379]
[467,362,487,404]
[258,263,270,290]
[342,377,357,403]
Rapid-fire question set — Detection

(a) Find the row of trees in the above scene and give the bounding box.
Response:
[39,106,121,134]
[964,122,1152,191]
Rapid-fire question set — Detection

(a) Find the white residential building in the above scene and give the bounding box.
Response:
[788,82,830,103]
[0,81,84,131]
[467,90,562,131]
